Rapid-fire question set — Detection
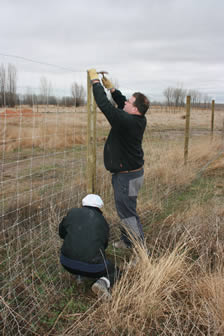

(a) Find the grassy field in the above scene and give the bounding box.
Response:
[0,105,224,335]
[64,142,224,336]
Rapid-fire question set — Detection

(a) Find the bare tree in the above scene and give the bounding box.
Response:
[39,76,52,105]
[163,87,174,107]
[164,85,211,110]
[188,89,201,107]
[0,63,17,107]
[173,88,182,107]
[71,82,86,106]
[7,63,17,107]
[24,87,34,106]
[163,86,186,110]
[203,94,211,109]
[0,64,6,107]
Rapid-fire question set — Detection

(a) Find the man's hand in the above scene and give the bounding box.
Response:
[102,76,114,90]
[88,69,99,82]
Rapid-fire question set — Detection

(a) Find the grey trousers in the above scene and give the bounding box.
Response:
[112,168,144,247]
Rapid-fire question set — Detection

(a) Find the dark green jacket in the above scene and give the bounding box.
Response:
[59,206,109,264]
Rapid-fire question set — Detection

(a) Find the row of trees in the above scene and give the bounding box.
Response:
[0,63,213,109]
[163,86,212,108]
[0,63,17,107]
[0,63,86,107]
[23,78,86,107]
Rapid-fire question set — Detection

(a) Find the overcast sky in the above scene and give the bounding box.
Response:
[1,0,224,102]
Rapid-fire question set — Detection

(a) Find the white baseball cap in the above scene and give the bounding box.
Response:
[82,194,104,209]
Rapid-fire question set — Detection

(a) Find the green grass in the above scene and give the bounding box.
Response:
[143,173,216,229]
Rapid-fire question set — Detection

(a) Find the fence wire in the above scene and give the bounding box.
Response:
[0,62,224,335]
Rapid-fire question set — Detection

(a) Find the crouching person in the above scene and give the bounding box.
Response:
[59,194,119,300]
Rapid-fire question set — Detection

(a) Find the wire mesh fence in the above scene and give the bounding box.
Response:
[0,60,224,335]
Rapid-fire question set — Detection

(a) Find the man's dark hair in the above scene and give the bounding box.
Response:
[133,92,150,115]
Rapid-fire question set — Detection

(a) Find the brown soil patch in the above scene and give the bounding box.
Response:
[0,108,42,117]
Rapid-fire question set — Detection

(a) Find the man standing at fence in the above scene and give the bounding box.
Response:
[88,69,150,249]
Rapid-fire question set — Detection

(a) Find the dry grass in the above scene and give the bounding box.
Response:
[1,104,224,335]
[66,221,224,335]
[61,136,224,335]
[0,112,87,151]
[148,106,224,131]
[143,135,223,204]
[64,243,224,335]
[0,105,111,152]
[1,104,224,152]
[151,201,224,264]
[62,242,190,336]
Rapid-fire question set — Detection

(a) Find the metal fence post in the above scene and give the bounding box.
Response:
[184,96,191,165]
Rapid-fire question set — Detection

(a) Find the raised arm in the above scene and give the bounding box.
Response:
[102,75,127,109]
[88,69,127,127]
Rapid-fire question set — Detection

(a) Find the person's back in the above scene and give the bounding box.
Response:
[104,109,146,172]
[59,206,109,263]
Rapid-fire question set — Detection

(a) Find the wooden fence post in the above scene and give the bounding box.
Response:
[86,72,96,193]
[92,97,96,192]
[211,99,215,138]
[222,119,224,140]
[184,96,191,165]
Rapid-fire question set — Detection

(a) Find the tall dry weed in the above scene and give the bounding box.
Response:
[64,239,224,336]
[63,242,190,336]
[153,201,224,266]
[191,270,224,334]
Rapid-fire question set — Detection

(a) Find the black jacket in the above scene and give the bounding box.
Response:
[59,206,109,264]
[93,83,146,173]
